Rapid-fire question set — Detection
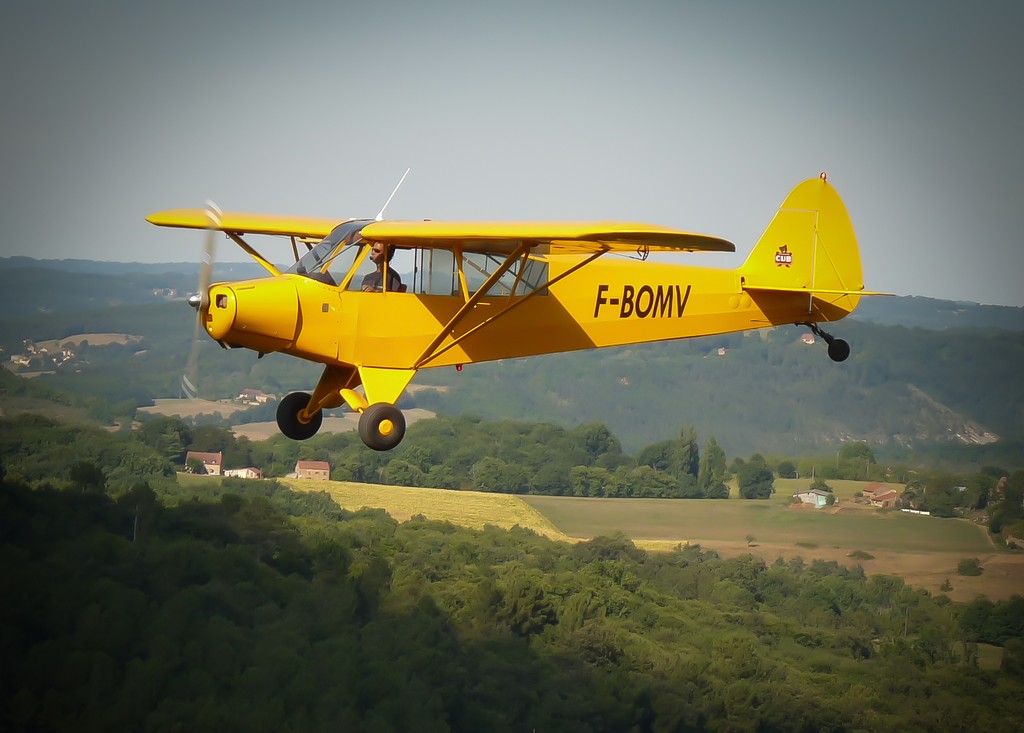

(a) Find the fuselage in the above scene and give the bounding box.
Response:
[203,253,855,372]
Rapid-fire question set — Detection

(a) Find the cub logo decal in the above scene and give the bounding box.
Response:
[774,245,793,267]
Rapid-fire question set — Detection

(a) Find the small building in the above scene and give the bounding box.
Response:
[870,489,900,509]
[238,388,273,405]
[185,451,223,476]
[800,333,816,345]
[862,483,886,497]
[295,460,330,481]
[223,467,263,480]
[794,488,831,509]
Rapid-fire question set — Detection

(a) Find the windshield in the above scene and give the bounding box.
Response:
[287,219,372,276]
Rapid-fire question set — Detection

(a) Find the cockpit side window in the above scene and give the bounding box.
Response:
[411,246,548,297]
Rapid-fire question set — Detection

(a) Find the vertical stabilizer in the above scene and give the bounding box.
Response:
[740,175,866,312]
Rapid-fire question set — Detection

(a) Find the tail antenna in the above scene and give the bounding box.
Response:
[375,168,411,221]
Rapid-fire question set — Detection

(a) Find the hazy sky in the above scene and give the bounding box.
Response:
[2,0,1022,306]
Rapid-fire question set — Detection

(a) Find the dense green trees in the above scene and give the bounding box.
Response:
[4,468,1024,731]
[958,596,1024,644]
[737,460,775,500]
[0,414,174,493]
[993,469,1024,536]
[2,412,1024,729]
[235,415,738,499]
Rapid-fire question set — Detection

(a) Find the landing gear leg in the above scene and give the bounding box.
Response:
[800,322,851,363]
[276,365,361,441]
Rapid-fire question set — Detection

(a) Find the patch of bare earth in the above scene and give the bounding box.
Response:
[139,398,248,419]
[631,538,1024,602]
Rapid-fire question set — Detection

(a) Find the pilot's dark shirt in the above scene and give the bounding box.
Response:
[361,269,403,292]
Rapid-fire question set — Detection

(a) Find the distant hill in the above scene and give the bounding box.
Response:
[0,257,270,278]
[0,259,271,321]
[850,294,1024,331]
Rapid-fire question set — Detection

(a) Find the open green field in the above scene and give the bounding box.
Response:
[190,474,1023,601]
[522,491,990,554]
[522,479,1024,601]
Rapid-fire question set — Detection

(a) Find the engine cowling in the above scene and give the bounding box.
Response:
[204,276,300,352]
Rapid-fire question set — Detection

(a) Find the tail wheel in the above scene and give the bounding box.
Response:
[827,338,851,363]
[358,403,406,451]
[799,322,852,363]
[277,391,323,440]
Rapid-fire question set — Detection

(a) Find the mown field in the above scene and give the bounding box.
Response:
[274,475,1024,602]
[283,477,569,539]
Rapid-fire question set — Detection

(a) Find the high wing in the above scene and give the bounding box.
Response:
[146,209,344,240]
[146,210,736,255]
[361,220,735,255]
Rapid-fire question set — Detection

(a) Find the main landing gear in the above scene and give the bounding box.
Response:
[276,391,407,451]
[357,403,406,451]
[276,392,323,441]
[800,322,851,363]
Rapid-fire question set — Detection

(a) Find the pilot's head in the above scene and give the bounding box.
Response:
[370,242,394,266]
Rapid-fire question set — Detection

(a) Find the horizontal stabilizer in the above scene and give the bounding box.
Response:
[743,284,893,297]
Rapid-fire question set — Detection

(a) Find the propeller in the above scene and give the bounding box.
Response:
[182,201,221,400]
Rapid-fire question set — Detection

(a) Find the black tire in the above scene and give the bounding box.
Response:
[276,391,323,440]
[827,338,851,363]
[358,402,406,451]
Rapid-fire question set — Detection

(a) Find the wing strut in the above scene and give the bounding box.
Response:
[413,247,608,369]
[225,232,281,276]
[412,241,530,368]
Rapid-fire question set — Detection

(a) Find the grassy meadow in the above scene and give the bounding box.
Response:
[187,473,1024,601]
[524,478,989,553]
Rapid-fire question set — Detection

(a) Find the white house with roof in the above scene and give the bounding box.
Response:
[794,488,832,509]
[185,451,223,476]
[223,467,263,480]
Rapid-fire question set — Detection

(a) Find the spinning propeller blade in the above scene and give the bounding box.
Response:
[182,201,221,400]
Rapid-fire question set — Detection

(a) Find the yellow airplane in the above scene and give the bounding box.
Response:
[147,173,885,451]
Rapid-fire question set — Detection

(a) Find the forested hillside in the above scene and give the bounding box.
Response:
[414,321,1024,456]
[4,463,1024,731]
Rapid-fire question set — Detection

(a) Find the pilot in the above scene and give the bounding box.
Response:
[361,242,404,292]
